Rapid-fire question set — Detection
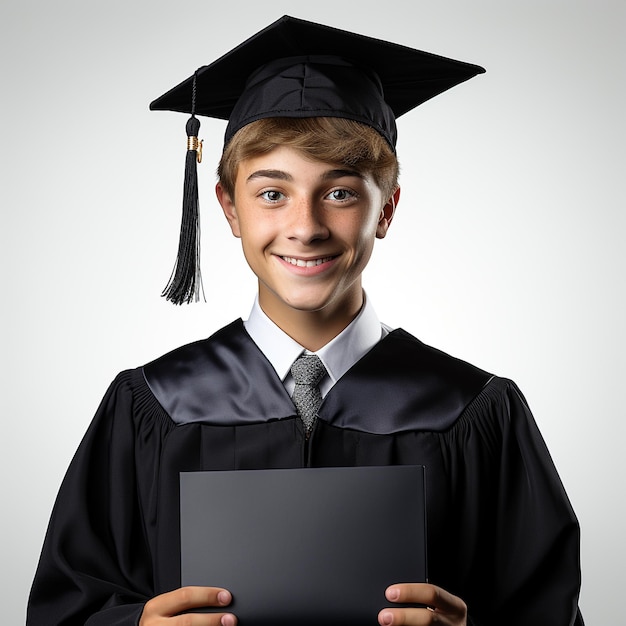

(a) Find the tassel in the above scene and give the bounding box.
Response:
[162,76,205,304]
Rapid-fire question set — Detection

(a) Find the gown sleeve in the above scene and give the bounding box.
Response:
[443,378,583,626]
[26,369,171,626]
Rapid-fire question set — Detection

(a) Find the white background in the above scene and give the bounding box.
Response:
[1,1,624,623]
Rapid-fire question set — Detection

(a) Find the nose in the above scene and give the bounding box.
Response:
[287,197,330,244]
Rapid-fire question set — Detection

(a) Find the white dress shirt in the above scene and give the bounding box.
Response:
[243,295,391,397]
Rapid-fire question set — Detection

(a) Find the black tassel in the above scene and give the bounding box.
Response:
[162,77,204,304]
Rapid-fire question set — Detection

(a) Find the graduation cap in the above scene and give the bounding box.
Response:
[150,15,485,304]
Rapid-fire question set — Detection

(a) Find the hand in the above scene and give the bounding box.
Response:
[139,586,236,625]
[378,583,467,626]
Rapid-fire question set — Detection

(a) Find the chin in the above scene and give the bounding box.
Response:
[283,296,335,313]
[267,286,336,313]
[261,280,360,318]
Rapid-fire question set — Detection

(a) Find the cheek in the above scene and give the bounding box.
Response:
[350,220,380,268]
[342,232,377,279]
[347,216,380,253]
[356,237,376,266]
[238,218,275,255]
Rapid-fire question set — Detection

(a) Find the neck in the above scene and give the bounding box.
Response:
[258,290,364,352]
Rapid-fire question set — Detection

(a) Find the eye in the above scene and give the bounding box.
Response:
[326,188,357,202]
[260,190,285,203]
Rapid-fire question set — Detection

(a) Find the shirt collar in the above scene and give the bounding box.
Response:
[243,294,388,386]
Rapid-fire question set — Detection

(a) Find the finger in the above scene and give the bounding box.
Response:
[378,607,434,626]
[163,613,236,626]
[386,583,466,614]
[142,586,233,618]
[143,612,236,626]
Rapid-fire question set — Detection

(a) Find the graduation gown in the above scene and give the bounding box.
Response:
[27,320,583,626]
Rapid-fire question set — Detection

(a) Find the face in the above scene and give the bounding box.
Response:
[217,146,397,326]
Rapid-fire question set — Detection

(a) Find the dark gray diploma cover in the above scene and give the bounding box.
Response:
[180,465,427,626]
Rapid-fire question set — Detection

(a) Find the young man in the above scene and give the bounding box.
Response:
[27,16,583,626]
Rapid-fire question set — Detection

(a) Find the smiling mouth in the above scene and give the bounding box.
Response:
[280,255,337,267]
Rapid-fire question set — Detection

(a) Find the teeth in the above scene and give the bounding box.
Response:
[282,256,334,267]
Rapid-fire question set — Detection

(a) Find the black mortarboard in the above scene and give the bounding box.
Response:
[150,15,485,304]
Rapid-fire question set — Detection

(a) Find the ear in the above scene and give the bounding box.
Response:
[376,186,400,239]
[216,182,241,238]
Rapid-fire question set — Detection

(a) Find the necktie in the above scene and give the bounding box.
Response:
[290,353,327,436]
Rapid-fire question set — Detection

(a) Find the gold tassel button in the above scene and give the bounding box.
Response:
[187,136,203,163]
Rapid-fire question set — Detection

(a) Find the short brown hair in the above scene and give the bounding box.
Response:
[217,117,399,200]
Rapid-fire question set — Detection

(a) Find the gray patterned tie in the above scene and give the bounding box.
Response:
[290,353,327,436]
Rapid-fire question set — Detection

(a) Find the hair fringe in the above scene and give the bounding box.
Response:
[218,118,399,200]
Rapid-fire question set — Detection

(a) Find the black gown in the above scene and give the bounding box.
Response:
[27,320,583,626]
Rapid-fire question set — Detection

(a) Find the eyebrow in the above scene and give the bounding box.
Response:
[246,168,364,183]
[246,169,293,183]
[321,168,365,181]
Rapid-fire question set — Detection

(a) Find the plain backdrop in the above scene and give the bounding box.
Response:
[1,1,624,623]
